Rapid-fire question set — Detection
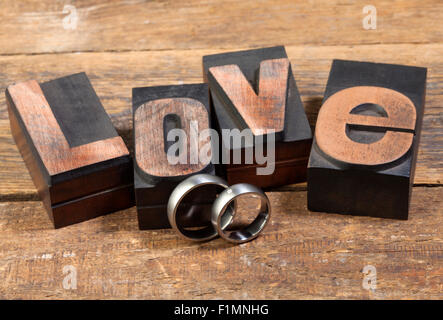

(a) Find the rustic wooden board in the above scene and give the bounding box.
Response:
[0,187,440,299]
[0,0,441,300]
[0,0,441,54]
[0,43,441,198]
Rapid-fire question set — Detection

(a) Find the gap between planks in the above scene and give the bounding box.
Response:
[1,185,440,202]
[0,41,442,57]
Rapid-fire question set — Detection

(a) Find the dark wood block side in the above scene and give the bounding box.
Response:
[51,184,134,229]
[7,99,52,213]
[308,167,410,220]
[137,203,213,230]
[225,138,312,187]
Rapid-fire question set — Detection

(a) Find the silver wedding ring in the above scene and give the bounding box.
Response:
[168,174,271,243]
[211,183,271,244]
[167,174,233,241]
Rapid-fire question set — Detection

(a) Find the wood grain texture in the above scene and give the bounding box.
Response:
[0,43,441,198]
[208,58,289,135]
[0,0,441,54]
[7,80,128,176]
[0,187,440,299]
[135,98,210,177]
[0,0,441,298]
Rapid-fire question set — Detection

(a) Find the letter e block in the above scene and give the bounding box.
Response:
[308,60,427,219]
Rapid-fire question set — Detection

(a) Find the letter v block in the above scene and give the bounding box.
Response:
[133,84,217,229]
[308,60,427,219]
[5,73,134,228]
[203,46,312,188]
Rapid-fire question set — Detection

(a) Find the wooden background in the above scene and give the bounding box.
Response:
[0,0,441,299]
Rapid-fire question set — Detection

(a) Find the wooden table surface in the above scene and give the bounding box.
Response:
[0,0,441,299]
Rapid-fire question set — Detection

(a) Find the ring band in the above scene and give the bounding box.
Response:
[167,174,234,241]
[211,183,271,244]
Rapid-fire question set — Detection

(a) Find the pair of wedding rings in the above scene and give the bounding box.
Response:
[167,174,271,244]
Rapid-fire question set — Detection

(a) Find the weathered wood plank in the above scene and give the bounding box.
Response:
[0,43,441,198]
[0,0,440,302]
[0,0,441,55]
[0,187,441,299]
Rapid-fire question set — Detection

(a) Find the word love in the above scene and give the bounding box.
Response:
[6,46,426,231]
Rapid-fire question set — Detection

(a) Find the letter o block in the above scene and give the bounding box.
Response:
[308,60,427,219]
[132,84,217,229]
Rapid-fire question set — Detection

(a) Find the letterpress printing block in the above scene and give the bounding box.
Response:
[203,46,312,188]
[133,83,217,229]
[6,73,134,228]
[308,60,427,219]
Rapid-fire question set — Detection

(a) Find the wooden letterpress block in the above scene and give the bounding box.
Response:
[203,46,312,188]
[133,84,216,229]
[6,73,134,228]
[308,60,427,219]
